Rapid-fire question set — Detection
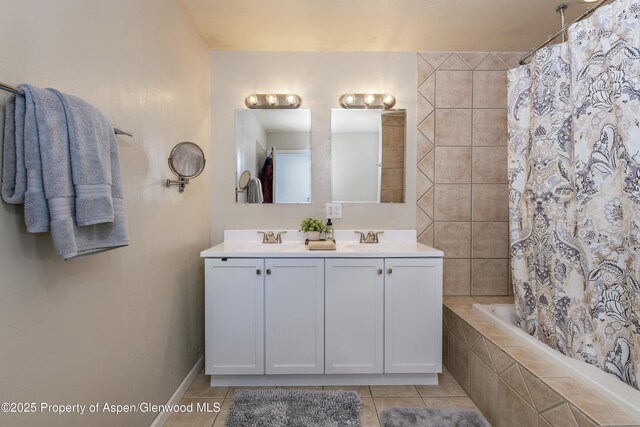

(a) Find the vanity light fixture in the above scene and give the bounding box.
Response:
[244,93,301,109]
[339,93,396,109]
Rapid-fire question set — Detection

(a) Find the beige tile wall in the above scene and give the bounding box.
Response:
[416,52,524,296]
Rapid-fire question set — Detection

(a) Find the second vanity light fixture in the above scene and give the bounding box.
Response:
[339,93,396,109]
[245,94,302,109]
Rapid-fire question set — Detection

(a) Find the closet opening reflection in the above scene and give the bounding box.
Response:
[235,109,312,204]
[331,109,406,203]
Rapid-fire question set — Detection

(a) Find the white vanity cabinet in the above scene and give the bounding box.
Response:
[384,258,442,373]
[325,258,384,374]
[201,230,444,386]
[264,258,324,375]
[205,258,264,375]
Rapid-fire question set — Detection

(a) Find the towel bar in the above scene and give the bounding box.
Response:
[0,81,133,137]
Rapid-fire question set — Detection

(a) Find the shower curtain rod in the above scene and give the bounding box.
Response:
[0,81,134,137]
[519,0,611,66]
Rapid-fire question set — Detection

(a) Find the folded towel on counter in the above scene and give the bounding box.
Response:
[246,177,263,204]
[49,89,116,226]
[307,240,337,251]
[1,84,129,260]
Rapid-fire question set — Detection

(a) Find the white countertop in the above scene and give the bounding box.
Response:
[200,230,444,258]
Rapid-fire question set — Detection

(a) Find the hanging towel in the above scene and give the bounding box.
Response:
[49,89,115,226]
[1,95,26,205]
[8,84,129,260]
[246,177,263,204]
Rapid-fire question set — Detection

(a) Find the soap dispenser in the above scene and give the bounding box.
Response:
[325,219,334,241]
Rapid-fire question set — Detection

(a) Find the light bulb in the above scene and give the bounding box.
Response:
[343,94,355,106]
[363,94,376,105]
[246,95,258,106]
[382,94,396,107]
[286,95,298,106]
[266,94,278,106]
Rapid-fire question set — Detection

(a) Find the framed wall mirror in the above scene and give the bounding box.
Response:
[331,109,406,203]
[235,109,312,204]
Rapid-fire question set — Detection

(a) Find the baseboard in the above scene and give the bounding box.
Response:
[149,354,204,427]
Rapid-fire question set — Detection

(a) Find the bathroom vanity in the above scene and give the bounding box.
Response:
[200,230,443,386]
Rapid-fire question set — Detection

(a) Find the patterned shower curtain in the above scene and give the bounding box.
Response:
[508,0,640,390]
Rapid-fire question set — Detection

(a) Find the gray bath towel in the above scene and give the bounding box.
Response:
[49,89,115,226]
[16,84,129,260]
[1,95,26,204]
[246,177,263,203]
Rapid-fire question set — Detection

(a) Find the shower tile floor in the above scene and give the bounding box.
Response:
[162,367,481,427]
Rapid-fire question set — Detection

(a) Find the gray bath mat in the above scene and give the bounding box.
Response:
[380,407,490,427]
[226,389,362,426]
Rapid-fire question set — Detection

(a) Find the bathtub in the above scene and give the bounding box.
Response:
[474,303,640,419]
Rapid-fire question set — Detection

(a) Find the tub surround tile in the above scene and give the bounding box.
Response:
[417,94,435,123]
[417,150,435,182]
[443,259,471,295]
[498,379,538,427]
[469,352,499,425]
[472,259,509,295]
[473,71,508,108]
[570,405,598,427]
[435,109,472,146]
[475,54,508,71]
[420,52,452,69]
[458,52,489,69]
[443,296,479,306]
[542,377,640,426]
[472,222,509,258]
[473,296,514,304]
[448,332,470,392]
[501,364,534,407]
[503,347,571,378]
[439,53,472,71]
[449,313,468,346]
[434,184,471,221]
[417,131,434,160]
[495,52,527,69]
[470,338,495,372]
[418,113,435,144]
[460,320,482,348]
[416,206,433,234]
[417,225,434,247]
[472,146,508,183]
[542,403,580,427]
[435,71,473,108]
[417,55,435,85]
[435,147,472,183]
[435,222,471,258]
[539,416,553,427]
[416,370,467,397]
[471,321,528,348]
[472,184,509,221]
[418,74,436,105]
[473,109,507,146]
[519,367,563,412]
[485,339,515,375]
[417,188,434,218]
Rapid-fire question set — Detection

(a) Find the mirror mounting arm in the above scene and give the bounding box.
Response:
[165,176,190,193]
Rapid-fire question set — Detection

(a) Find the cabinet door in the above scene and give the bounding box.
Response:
[265,258,324,374]
[325,258,384,374]
[205,258,264,375]
[384,258,443,374]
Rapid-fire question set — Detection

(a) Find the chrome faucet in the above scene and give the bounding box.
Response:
[354,231,384,243]
[258,231,287,243]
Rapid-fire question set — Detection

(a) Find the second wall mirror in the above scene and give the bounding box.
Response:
[235,109,312,204]
[331,109,406,203]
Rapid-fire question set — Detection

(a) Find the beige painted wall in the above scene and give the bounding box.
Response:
[0,1,211,426]
[211,52,417,244]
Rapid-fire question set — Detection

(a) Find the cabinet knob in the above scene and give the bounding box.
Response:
[266,269,272,275]
[377,269,383,275]
[256,269,262,275]
[387,268,393,274]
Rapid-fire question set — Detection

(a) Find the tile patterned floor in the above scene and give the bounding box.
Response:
[162,368,482,427]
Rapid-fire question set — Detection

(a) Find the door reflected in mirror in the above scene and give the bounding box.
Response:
[331,109,406,203]
[235,109,312,204]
